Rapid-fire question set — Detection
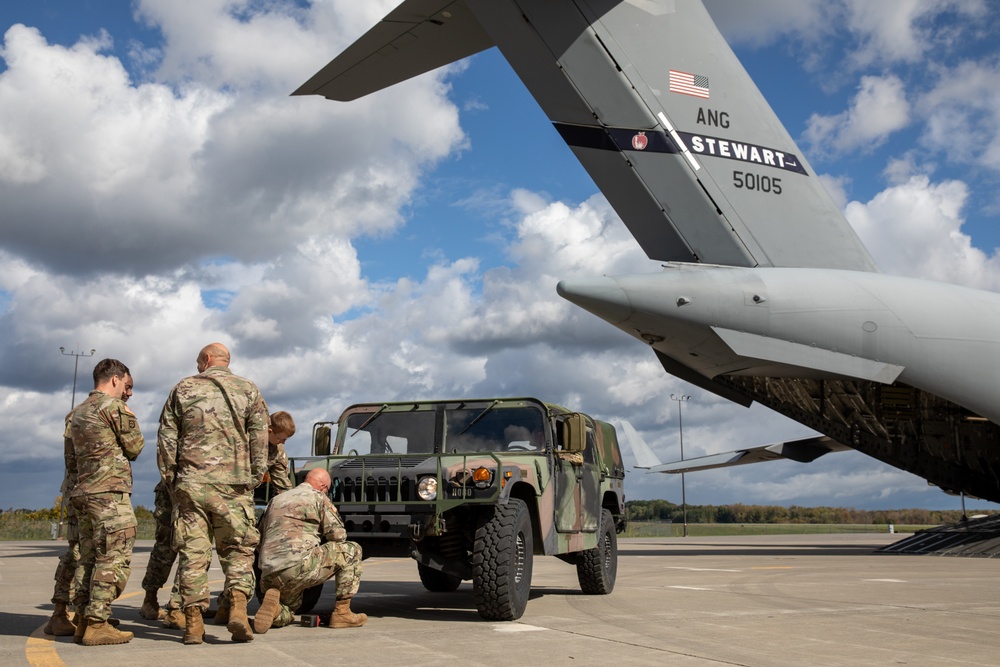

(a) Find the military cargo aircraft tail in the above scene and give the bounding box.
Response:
[297,1,1000,503]
[295,0,877,272]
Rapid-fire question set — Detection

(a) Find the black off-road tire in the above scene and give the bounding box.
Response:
[472,498,533,620]
[417,563,463,592]
[576,508,617,595]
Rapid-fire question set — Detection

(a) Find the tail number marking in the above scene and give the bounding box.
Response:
[733,171,782,195]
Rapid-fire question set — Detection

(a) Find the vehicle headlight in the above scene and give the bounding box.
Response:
[472,467,492,489]
[417,476,438,501]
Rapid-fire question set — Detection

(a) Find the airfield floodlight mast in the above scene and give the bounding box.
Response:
[60,346,96,410]
[670,394,690,537]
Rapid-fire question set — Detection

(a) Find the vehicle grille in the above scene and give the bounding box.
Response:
[333,475,414,502]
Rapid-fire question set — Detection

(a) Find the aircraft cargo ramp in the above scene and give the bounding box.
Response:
[876,514,1000,557]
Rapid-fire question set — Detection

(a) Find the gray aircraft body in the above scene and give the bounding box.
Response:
[295,0,1000,502]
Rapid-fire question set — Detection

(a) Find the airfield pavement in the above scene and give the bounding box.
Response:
[2,534,998,667]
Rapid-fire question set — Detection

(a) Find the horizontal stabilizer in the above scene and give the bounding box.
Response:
[648,436,852,474]
[293,1,494,100]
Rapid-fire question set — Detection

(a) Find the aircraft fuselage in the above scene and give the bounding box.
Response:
[559,266,1000,425]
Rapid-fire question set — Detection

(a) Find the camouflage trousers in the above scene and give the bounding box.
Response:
[260,540,363,627]
[52,506,83,605]
[71,492,137,622]
[141,483,177,593]
[50,512,81,605]
[173,483,259,611]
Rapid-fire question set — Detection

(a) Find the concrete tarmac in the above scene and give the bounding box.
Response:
[2,534,998,666]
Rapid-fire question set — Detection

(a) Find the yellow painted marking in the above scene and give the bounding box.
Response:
[28,557,416,664]
[26,579,225,666]
[25,631,66,667]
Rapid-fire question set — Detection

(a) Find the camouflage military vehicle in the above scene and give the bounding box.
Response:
[300,397,626,621]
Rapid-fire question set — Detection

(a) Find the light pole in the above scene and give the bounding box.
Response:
[670,393,690,537]
[60,346,96,410]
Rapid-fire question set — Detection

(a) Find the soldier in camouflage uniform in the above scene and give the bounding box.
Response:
[264,411,296,494]
[138,479,176,620]
[45,374,134,636]
[43,415,81,637]
[69,358,144,646]
[160,408,298,631]
[157,342,268,645]
[154,408,296,630]
[253,468,366,633]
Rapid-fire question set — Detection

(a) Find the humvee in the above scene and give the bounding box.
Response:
[297,397,627,620]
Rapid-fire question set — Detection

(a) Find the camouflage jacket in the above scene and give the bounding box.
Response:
[69,390,144,497]
[60,411,77,497]
[257,482,346,576]
[266,442,293,494]
[157,366,268,489]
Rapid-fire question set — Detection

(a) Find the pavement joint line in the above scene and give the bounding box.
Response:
[536,622,751,666]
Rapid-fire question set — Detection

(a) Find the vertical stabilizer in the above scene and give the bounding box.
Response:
[462,0,878,270]
[618,420,664,468]
[296,0,879,271]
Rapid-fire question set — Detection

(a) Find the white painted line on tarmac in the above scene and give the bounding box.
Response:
[493,624,547,633]
[664,566,741,572]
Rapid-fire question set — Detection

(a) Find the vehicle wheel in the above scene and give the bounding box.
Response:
[576,508,617,595]
[296,584,323,614]
[472,498,533,620]
[417,563,463,592]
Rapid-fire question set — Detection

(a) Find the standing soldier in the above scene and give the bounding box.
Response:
[254,468,367,633]
[264,411,296,495]
[69,359,143,646]
[192,409,299,630]
[45,375,134,636]
[138,479,176,621]
[42,413,81,637]
[157,342,268,645]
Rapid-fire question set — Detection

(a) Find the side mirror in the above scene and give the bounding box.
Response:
[561,414,587,453]
[313,423,333,456]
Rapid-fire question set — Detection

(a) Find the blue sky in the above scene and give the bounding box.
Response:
[2,0,1000,514]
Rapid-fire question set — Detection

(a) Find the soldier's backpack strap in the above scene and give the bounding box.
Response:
[203,375,248,444]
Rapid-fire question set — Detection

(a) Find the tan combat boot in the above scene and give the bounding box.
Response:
[72,606,88,644]
[43,602,76,636]
[212,594,231,625]
[81,620,133,646]
[139,589,161,620]
[162,607,186,630]
[328,596,368,628]
[226,590,253,642]
[253,588,281,634]
[183,607,204,645]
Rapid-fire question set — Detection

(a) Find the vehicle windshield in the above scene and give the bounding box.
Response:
[339,405,546,455]
[445,406,545,453]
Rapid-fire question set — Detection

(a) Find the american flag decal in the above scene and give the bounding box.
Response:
[669,69,710,99]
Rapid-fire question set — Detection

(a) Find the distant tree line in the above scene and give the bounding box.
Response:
[2,497,993,528]
[0,497,154,522]
[625,499,995,525]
